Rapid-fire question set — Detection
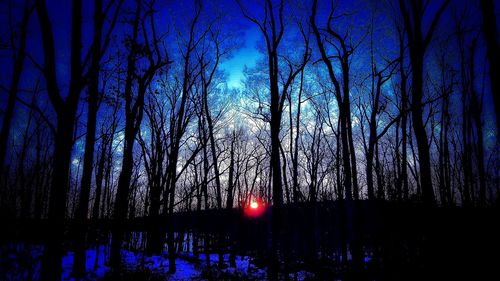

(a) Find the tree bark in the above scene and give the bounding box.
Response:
[479,0,500,134]
[72,0,104,276]
[399,0,449,204]
[167,5,201,272]
[36,0,83,278]
[111,1,142,270]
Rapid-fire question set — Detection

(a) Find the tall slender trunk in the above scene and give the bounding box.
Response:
[479,0,500,134]
[269,69,283,280]
[238,1,308,276]
[474,104,486,206]
[167,10,198,270]
[411,56,434,203]
[400,55,409,200]
[345,98,359,200]
[335,118,342,199]
[226,131,237,267]
[289,69,305,203]
[41,115,76,279]
[366,74,383,200]
[111,126,135,269]
[92,110,118,221]
[468,40,487,206]
[310,2,352,200]
[341,46,357,200]
[73,0,103,276]
[399,0,449,204]
[33,118,44,219]
[439,88,451,206]
[457,29,472,206]
[111,2,141,270]
[202,76,225,266]
[375,142,385,199]
[366,146,375,200]
[227,131,236,209]
[92,135,106,220]
[204,95,222,210]
[340,109,353,200]
[18,99,34,218]
[396,26,409,201]
[36,0,83,278]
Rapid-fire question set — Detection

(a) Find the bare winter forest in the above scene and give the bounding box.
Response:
[0,0,499,280]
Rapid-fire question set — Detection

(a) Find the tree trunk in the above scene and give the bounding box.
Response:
[366,147,375,200]
[457,28,472,206]
[399,0,449,204]
[345,100,359,200]
[468,40,487,206]
[439,86,450,206]
[18,97,35,218]
[411,58,434,204]
[227,131,236,209]
[40,113,77,280]
[400,51,409,200]
[73,0,103,275]
[111,2,141,270]
[111,127,135,270]
[479,0,500,134]
[92,132,107,220]
[36,0,83,278]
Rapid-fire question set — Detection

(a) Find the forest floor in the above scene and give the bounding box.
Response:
[0,243,316,280]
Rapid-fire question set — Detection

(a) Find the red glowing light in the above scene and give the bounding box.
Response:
[244,199,265,217]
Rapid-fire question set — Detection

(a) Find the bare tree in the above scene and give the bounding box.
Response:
[91,100,120,221]
[238,0,310,277]
[165,1,203,272]
[361,58,397,200]
[434,41,455,206]
[398,0,450,204]
[310,0,361,201]
[138,92,170,254]
[35,0,85,278]
[72,0,123,276]
[110,0,169,271]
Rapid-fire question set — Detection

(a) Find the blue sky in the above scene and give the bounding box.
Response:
[0,0,497,144]
[220,26,262,89]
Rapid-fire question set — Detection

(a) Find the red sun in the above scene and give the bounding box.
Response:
[250,201,259,209]
[244,199,265,217]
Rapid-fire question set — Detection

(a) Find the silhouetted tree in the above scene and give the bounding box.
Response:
[72,0,123,276]
[111,0,169,271]
[35,0,86,278]
[398,0,449,204]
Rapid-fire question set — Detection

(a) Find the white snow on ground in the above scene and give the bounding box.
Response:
[61,246,109,281]
[118,251,268,280]
[120,250,201,280]
[197,253,267,279]
[1,243,323,280]
[63,249,282,280]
